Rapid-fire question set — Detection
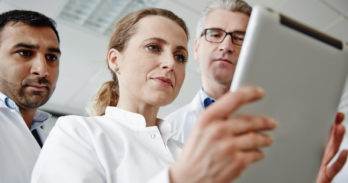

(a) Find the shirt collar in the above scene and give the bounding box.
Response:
[199,88,216,108]
[30,110,51,131]
[0,92,20,113]
[0,92,51,130]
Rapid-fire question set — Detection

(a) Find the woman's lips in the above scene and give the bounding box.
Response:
[152,77,173,87]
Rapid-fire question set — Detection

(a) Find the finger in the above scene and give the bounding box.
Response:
[322,124,346,165]
[333,125,346,150]
[198,86,265,126]
[335,112,344,125]
[328,113,344,140]
[326,150,348,181]
[195,116,276,145]
[228,116,277,135]
[231,132,274,150]
[321,113,345,165]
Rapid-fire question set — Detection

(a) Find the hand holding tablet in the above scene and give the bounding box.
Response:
[230,5,348,183]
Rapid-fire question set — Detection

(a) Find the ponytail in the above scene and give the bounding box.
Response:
[86,74,119,116]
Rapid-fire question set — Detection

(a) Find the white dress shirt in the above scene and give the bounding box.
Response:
[0,92,50,183]
[165,89,206,144]
[32,107,183,183]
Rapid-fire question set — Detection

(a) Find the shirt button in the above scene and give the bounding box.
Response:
[150,133,157,139]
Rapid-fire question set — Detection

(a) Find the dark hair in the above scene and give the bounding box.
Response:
[0,10,60,42]
[87,8,189,116]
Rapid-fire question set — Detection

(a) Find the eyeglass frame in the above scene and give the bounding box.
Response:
[200,28,246,46]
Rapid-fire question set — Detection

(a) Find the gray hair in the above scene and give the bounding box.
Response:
[196,0,252,38]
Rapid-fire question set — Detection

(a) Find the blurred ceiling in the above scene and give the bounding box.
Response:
[0,0,347,117]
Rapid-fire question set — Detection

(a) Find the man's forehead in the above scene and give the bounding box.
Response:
[0,22,59,48]
[204,9,249,31]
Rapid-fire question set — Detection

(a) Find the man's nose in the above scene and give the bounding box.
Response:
[31,55,48,77]
[218,34,235,53]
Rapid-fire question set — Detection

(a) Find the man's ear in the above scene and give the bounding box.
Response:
[107,48,121,74]
[194,39,200,61]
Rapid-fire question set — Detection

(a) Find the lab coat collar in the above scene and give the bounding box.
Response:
[105,106,149,129]
[105,106,176,145]
[190,90,205,114]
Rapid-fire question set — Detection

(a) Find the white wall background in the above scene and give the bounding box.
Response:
[1,0,348,182]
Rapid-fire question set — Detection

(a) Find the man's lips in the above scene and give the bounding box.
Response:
[213,58,234,64]
[26,84,49,91]
[151,77,173,87]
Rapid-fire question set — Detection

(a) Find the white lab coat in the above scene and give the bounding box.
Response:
[165,91,204,144]
[32,107,183,183]
[0,92,49,183]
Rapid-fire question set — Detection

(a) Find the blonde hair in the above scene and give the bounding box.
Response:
[196,0,252,38]
[87,8,189,116]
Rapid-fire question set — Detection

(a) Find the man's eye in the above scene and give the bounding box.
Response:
[46,54,58,62]
[234,34,244,40]
[174,54,187,64]
[146,44,161,52]
[209,33,223,38]
[18,50,33,57]
[234,37,244,41]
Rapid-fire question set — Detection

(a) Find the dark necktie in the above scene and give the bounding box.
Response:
[203,97,215,108]
[32,129,43,148]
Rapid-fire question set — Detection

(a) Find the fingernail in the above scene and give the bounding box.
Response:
[335,113,344,124]
[268,136,274,144]
[256,87,264,94]
[269,118,278,128]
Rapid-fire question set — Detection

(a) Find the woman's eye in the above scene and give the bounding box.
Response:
[174,54,187,63]
[146,44,161,52]
[18,50,33,57]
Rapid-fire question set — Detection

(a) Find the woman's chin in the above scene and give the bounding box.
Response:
[148,96,175,107]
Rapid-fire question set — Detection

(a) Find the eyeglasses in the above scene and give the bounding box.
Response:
[201,28,245,46]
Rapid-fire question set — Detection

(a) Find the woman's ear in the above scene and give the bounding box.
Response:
[107,48,121,74]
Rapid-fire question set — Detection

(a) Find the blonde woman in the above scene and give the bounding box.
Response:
[31,8,276,183]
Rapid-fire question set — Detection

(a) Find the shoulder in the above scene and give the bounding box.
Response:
[56,115,109,126]
[52,115,107,138]
[53,114,129,140]
[55,115,96,128]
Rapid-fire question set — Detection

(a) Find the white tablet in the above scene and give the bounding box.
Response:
[230,5,348,183]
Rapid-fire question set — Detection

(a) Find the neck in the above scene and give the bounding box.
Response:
[19,108,37,128]
[201,77,231,99]
[117,97,159,127]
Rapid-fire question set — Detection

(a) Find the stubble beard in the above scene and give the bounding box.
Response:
[2,76,54,109]
[17,87,51,109]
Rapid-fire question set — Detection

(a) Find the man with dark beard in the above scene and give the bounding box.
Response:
[0,10,60,183]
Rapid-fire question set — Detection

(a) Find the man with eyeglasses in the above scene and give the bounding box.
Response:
[165,0,347,182]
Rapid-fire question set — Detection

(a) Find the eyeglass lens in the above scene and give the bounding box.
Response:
[205,29,244,46]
